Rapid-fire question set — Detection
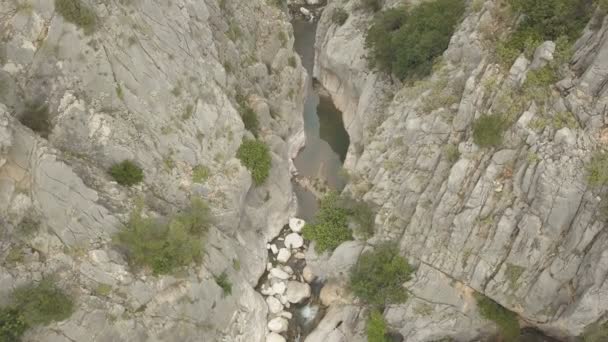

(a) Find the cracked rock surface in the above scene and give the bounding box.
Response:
[0,0,306,340]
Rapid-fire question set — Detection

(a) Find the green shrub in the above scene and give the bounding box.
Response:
[332,8,349,26]
[54,0,97,34]
[13,279,74,326]
[444,145,460,163]
[476,294,520,342]
[587,151,608,187]
[214,271,232,297]
[350,243,414,306]
[192,165,210,183]
[302,192,353,253]
[109,160,144,186]
[365,0,465,80]
[338,195,375,239]
[18,101,51,139]
[473,115,506,148]
[367,310,390,342]
[0,308,27,342]
[498,0,593,66]
[114,198,211,274]
[236,139,271,186]
[583,320,608,342]
[239,104,259,137]
[361,0,382,12]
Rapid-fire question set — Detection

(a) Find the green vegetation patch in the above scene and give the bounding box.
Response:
[332,8,349,26]
[367,310,390,342]
[18,101,52,139]
[237,97,260,137]
[109,160,144,186]
[302,192,353,253]
[55,0,97,34]
[214,271,232,297]
[476,294,520,341]
[350,243,414,306]
[365,0,465,80]
[192,165,210,183]
[587,150,608,187]
[0,308,28,342]
[497,0,594,66]
[583,320,608,342]
[473,115,507,148]
[114,198,212,275]
[236,139,272,186]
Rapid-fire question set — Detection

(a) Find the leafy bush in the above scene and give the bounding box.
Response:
[13,279,74,326]
[239,104,259,137]
[0,308,27,342]
[367,310,390,342]
[18,101,52,139]
[236,139,272,186]
[587,151,608,187]
[338,195,376,239]
[302,192,353,253]
[361,0,382,12]
[444,145,460,163]
[332,8,349,26]
[583,320,608,342]
[109,160,144,186]
[497,0,593,66]
[114,198,212,274]
[350,243,414,306]
[214,271,232,297]
[476,294,520,342]
[473,115,506,148]
[365,0,465,80]
[55,0,97,34]
[192,165,210,183]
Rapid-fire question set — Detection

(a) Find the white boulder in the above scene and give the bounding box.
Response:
[285,233,304,249]
[289,218,306,232]
[268,317,289,333]
[266,296,283,314]
[285,281,311,303]
[266,332,286,342]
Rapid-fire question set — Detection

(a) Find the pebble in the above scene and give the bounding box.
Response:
[270,268,290,280]
[284,233,304,249]
[289,218,306,232]
[277,248,290,263]
[268,317,288,333]
[266,296,283,314]
[272,282,286,295]
[266,332,286,342]
[280,311,293,319]
[285,281,311,303]
[270,244,279,254]
[303,266,315,283]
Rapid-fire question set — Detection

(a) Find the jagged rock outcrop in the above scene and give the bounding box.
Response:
[313,0,608,341]
[0,0,307,340]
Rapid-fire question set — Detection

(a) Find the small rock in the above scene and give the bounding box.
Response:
[283,266,293,274]
[285,233,304,249]
[270,244,279,254]
[289,218,306,232]
[294,252,306,259]
[277,248,291,263]
[270,268,290,280]
[267,263,273,271]
[266,243,271,249]
[285,281,311,303]
[260,285,273,296]
[266,332,286,342]
[279,295,289,304]
[272,282,287,295]
[280,311,293,319]
[268,317,289,333]
[320,280,351,306]
[266,296,283,314]
[302,266,315,283]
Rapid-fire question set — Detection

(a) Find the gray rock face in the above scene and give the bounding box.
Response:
[314,0,608,340]
[0,0,306,340]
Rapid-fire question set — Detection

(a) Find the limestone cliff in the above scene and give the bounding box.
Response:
[0,0,306,340]
[312,0,608,341]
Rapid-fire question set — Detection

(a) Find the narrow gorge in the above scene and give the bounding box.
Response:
[1,0,608,342]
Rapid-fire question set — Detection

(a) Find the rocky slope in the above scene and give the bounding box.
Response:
[310,0,608,341]
[0,0,307,341]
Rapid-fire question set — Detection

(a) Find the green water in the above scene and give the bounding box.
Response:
[292,19,350,220]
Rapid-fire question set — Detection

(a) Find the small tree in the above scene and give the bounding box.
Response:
[587,151,608,187]
[13,279,74,326]
[350,243,414,306]
[55,0,97,34]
